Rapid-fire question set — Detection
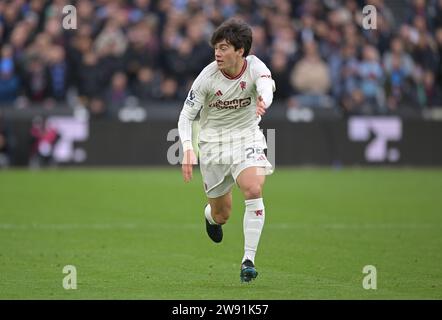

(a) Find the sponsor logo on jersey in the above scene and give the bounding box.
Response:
[208,97,251,110]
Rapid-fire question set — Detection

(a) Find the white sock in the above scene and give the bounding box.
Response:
[204,204,218,225]
[242,198,265,264]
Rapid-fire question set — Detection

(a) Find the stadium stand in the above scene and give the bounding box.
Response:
[0,0,441,116]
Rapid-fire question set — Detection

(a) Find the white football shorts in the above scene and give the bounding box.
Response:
[198,128,273,198]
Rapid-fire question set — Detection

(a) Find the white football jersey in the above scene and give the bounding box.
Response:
[180,55,275,143]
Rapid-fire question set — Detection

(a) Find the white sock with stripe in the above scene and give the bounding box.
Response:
[242,198,265,264]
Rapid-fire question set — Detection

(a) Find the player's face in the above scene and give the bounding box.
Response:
[214,40,244,72]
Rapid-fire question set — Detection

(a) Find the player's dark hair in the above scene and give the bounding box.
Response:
[210,19,252,57]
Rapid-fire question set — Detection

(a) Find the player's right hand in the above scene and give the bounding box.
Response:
[182,149,197,183]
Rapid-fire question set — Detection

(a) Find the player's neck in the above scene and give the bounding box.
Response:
[223,58,246,78]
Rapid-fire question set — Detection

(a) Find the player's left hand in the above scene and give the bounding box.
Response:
[256,96,266,116]
[182,149,197,183]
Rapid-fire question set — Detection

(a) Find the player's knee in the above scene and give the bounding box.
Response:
[243,184,262,199]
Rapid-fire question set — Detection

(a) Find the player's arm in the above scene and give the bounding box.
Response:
[178,104,198,183]
[256,76,275,116]
[253,59,276,116]
[178,78,206,182]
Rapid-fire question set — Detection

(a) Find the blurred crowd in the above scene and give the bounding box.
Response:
[1,0,442,119]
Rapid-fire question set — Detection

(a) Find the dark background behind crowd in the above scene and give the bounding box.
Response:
[1,0,442,120]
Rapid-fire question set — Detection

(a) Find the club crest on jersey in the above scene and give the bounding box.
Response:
[240,81,246,91]
[215,90,223,97]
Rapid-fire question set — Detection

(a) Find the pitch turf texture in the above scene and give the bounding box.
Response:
[1,168,441,299]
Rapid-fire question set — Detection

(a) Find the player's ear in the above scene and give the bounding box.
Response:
[237,47,244,57]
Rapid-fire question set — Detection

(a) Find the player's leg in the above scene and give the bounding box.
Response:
[204,191,232,243]
[199,151,234,243]
[203,171,235,243]
[236,166,266,282]
[207,191,232,225]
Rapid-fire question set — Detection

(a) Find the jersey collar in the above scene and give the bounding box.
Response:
[221,59,248,80]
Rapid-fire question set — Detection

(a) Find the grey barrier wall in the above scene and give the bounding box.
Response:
[5,116,442,167]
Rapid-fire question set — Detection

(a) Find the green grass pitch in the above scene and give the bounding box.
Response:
[0,168,441,299]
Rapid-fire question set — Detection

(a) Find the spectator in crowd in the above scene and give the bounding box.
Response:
[432,0,442,30]
[414,68,442,107]
[163,37,196,92]
[269,49,293,102]
[405,0,432,26]
[185,16,213,73]
[77,51,104,105]
[358,45,385,113]
[383,37,415,110]
[383,37,415,79]
[47,45,69,102]
[124,16,160,82]
[94,20,127,88]
[250,25,270,65]
[0,45,20,105]
[410,15,439,70]
[154,75,179,101]
[105,72,131,118]
[290,41,333,109]
[335,43,365,114]
[274,23,298,58]
[22,55,52,106]
[133,66,158,102]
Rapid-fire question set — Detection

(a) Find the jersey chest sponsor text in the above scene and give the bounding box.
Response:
[208,97,251,110]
